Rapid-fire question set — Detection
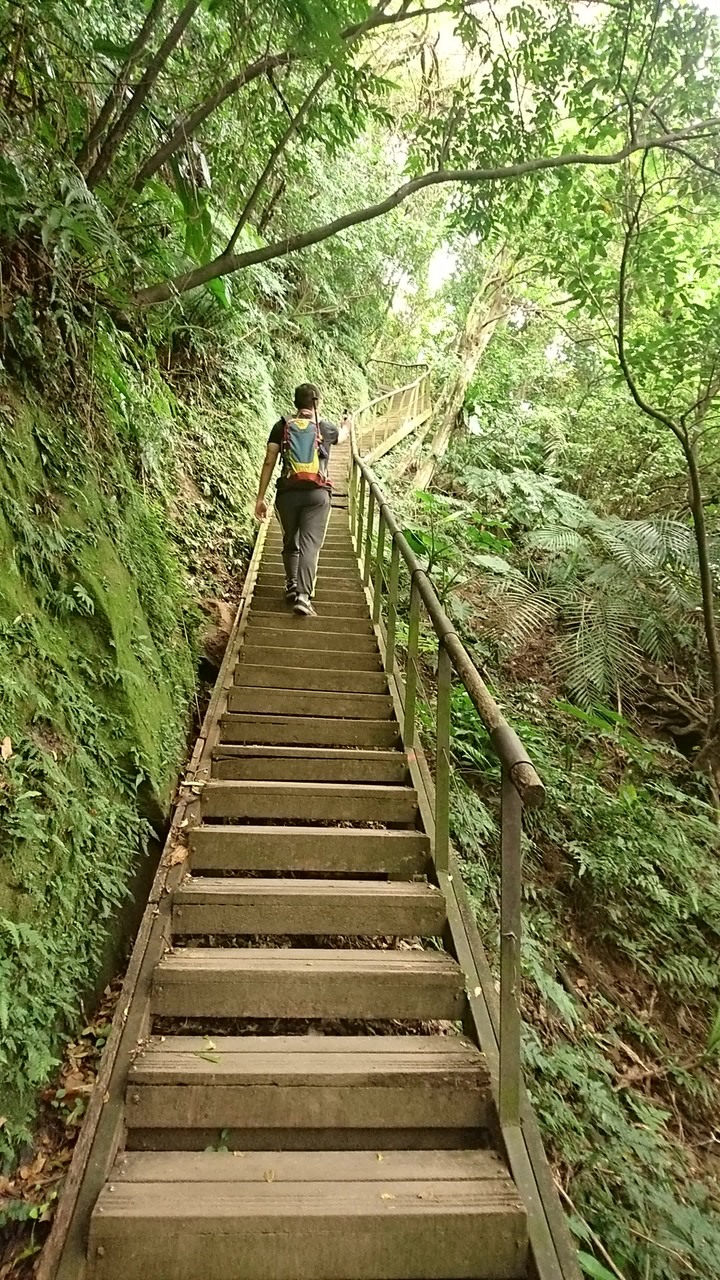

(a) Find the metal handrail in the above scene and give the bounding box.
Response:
[348,428,545,1130]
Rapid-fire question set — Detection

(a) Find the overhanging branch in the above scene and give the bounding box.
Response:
[133,117,720,305]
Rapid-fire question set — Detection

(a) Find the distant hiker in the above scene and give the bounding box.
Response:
[254,383,351,616]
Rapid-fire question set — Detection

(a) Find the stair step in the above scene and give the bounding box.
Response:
[255,587,366,605]
[126,1036,488,1134]
[113,1146,509,1182]
[90,1149,527,1280]
[226,688,395,720]
[242,625,379,653]
[262,557,359,574]
[220,712,400,748]
[255,578,364,598]
[173,878,445,936]
[151,948,468,1020]
[256,569,362,586]
[189,825,430,874]
[211,747,407,784]
[248,612,373,635]
[239,645,382,672]
[233,664,388,695]
[251,598,370,618]
[200,780,417,823]
[264,540,355,554]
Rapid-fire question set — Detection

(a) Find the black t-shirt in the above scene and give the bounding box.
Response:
[268,414,339,492]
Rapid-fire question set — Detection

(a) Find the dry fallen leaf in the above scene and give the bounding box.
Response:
[376,1153,384,1161]
[1,737,12,761]
[166,842,187,867]
[263,1169,275,1183]
[380,1193,395,1201]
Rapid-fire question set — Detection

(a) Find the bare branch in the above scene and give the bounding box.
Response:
[132,0,473,190]
[615,155,720,718]
[615,160,682,440]
[226,63,334,253]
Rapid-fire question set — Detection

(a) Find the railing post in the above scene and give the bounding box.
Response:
[372,510,386,625]
[363,488,375,586]
[435,642,451,872]
[356,471,366,558]
[404,578,420,744]
[349,456,357,540]
[499,768,523,1128]
[385,540,400,676]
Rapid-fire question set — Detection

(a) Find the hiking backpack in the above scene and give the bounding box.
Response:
[280,415,329,488]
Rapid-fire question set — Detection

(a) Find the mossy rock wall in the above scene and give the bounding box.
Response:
[0,327,368,1162]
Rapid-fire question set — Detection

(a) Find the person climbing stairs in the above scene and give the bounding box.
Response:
[85,437,531,1279]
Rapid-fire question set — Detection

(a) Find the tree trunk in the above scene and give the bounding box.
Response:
[683,434,720,710]
[413,254,510,490]
[87,0,202,189]
[76,0,166,173]
[680,430,720,798]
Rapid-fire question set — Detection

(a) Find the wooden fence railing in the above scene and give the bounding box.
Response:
[356,367,432,462]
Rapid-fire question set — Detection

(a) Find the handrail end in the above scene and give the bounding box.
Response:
[510,761,546,809]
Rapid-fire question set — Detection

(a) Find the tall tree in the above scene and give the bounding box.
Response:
[527,143,720,782]
[413,250,510,489]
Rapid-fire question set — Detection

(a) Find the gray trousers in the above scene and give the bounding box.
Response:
[275,487,331,598]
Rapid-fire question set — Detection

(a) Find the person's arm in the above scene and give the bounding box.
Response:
[254,442,280,520]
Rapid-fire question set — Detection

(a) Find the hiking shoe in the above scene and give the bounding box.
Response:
[293,594,317,617]
[285,582,298,604]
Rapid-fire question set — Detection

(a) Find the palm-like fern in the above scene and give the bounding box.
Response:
[488,512,704,708]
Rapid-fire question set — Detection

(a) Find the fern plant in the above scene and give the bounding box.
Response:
[487,510,704,708]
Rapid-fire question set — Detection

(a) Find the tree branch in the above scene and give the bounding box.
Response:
[132,0,468,190]
[616,157,720,720]
[87,0,202,189]
[132,49,293,189]
[615,164,682,440]
[76,0,166,173]
[226,63,334,253]
[133,117,720,306]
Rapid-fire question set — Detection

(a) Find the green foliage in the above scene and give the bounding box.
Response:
[386,286,720,1276]
[0,253,371,1163]
[442,685,720,1280]
[404,325,711,710]
[0,391,194,1160]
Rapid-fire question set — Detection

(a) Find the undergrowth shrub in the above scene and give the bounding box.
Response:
[438,680,720,1279]
[387,456,720,1278]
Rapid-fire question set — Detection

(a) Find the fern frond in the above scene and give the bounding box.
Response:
[526,526,587,554]
[488,577,558,644]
